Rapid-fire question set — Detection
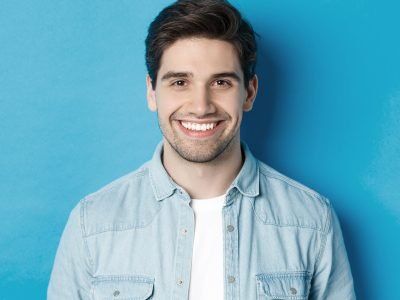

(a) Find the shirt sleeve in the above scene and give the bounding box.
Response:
[309,203,356,299]
[47,202,92,300]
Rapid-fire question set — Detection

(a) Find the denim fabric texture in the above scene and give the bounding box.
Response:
[48,142,356,300]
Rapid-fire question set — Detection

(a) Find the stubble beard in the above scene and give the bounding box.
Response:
[158,116,239,164]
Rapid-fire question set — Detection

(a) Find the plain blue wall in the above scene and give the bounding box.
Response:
[1,0,399,299]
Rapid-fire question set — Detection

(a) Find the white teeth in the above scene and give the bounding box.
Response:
[181,121,218,131]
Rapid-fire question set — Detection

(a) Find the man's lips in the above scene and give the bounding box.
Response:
[175,120,224,138]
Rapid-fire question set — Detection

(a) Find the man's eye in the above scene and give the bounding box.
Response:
[172,80,186,87]
[214,80,231,87]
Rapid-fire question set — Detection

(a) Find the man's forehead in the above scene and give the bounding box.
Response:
[157,37,242,78]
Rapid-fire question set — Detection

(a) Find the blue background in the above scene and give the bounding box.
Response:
[1,0,399,299]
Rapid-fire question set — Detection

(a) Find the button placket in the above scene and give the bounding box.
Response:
[222,192,240,300]
[171,193,195,299]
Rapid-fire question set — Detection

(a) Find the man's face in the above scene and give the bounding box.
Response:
[146,38,257,163]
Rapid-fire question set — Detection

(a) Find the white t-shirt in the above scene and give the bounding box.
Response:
[188,194,225,300]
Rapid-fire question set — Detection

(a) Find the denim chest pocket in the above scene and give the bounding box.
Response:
[256,271,311,300]
[92,275,154,300]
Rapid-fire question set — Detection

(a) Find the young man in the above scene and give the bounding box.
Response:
[48,1,356,299]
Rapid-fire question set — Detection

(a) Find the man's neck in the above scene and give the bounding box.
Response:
[162,138,243,199]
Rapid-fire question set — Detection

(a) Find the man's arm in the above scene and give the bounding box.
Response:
[309,204,356,299]
[48,203,92,300]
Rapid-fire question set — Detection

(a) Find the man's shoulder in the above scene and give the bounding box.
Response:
[84,162,151,202]
[255,161,331,232]
[258,161,328,203]
[76,161,161,237]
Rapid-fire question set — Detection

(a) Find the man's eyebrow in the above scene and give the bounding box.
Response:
[211,72,241,81]
[161,71,193,81]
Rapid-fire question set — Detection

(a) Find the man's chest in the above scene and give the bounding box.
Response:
[85,199,320,300]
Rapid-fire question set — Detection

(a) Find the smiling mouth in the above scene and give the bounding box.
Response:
[176,120,224,137]
[180,121,220,131]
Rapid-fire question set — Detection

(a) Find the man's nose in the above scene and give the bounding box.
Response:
[187,86,216,116]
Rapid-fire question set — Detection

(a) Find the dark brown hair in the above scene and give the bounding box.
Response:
[145,0,257,88]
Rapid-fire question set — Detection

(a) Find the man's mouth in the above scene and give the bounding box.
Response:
[176,120,224,138]
[180,121,219,131]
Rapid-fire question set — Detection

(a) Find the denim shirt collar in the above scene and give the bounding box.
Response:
[149,141,260,201]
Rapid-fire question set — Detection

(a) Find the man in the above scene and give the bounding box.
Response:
[48,0,356,299]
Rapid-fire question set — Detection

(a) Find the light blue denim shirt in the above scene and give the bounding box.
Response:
[48,142,355,300]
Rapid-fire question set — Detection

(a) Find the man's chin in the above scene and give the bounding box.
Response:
[169,138,235,164]
[170,146,220,163]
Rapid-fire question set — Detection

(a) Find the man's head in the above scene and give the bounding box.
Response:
[145,0,258,164]
[145,0,257,89]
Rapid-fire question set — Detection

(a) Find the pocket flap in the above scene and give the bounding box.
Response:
[93,275,154,300]
[256,271,311,299]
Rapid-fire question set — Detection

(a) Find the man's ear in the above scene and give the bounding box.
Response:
[146,75,157,112]
[243,75,258,112]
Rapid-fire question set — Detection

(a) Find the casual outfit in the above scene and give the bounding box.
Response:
[48,142,356,299]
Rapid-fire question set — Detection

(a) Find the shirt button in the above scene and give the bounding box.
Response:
[227,225,235,232]
[228,276,235,283]
[113,290,120,297]
[290,287,297,295]
[181,228,188,235]
[177,279,184,286]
